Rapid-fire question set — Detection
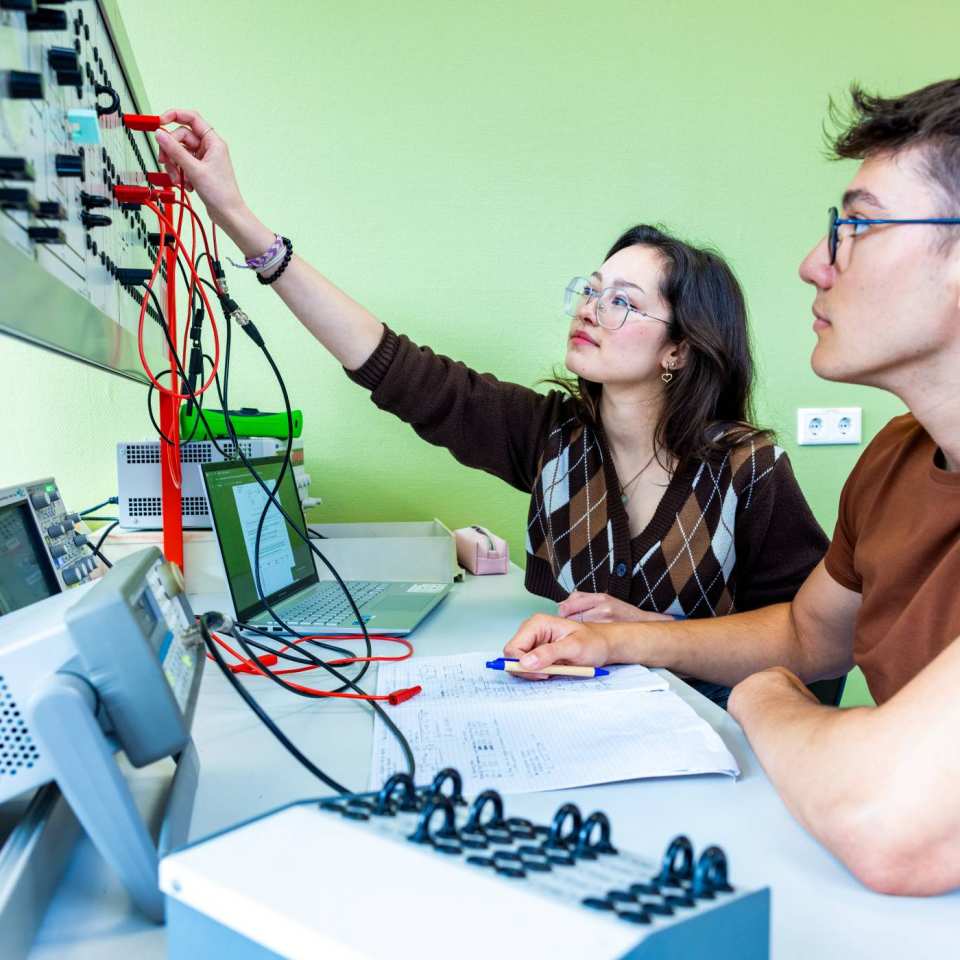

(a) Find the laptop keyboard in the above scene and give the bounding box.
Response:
[283,580,390,625]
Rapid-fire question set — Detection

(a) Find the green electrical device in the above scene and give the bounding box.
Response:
[179,407,303,441]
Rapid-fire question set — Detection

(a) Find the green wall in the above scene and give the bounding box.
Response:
[5,1,958,706]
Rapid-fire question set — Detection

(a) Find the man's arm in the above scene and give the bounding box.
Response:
[505,561,860,687]
[728,637,960,896]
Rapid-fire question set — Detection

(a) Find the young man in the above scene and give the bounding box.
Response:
[504,78,960,896]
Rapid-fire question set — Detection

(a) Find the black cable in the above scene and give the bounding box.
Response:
[237,618,355,660]
[79,497,117,517]
[199,614,351,794]
[145,248,223,447]
[94,519,118,552]
[81,515,118,522]
[211,293,376,678]
[87,542,113,569]
[147,332,234,460]
[92,520,119,557]
[147,368,195,444]
[146,256,205,446]
[144,279,415,777]
[146,286,318,645]
[175,248,207,420]
[143,285,376,687]
[230,628,416,779]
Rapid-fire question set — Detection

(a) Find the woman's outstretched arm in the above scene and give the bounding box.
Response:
[156,108,382,370]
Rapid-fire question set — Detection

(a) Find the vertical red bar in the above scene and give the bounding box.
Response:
[159,198,184,569]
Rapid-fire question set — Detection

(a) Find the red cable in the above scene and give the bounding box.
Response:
[275,633,415,668]
[178,177,198,361]
[137,202,221,399]
[207,632,421,704]
[170,192,222,293]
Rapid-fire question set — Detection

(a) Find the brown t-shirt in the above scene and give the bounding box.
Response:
[824,414,960,704]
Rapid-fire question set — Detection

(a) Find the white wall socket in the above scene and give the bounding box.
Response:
[796,407,862,445]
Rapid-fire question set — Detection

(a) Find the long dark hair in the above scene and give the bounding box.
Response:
[547,224,766,469]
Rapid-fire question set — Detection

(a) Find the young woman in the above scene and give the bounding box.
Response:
[156,109,829,707]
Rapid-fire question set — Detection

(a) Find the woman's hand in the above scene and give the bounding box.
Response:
[502,613,613,679]
[155,109,263,247]
[557,591,674,623]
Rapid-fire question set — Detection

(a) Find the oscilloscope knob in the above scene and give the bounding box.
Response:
[5,71,44,100]
[62,565,84,586]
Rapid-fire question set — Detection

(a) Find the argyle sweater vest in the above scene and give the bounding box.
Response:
[526,413,799,615]
[346,327,827,619]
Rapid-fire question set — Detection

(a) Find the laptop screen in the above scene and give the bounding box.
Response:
[201,456,317,623]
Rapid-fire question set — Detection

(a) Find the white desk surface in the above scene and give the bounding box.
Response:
[30,567,959,959]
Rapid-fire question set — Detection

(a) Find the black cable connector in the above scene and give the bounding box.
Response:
[218,292,264,347]
[80,496,118,517]
[182,306,206,415]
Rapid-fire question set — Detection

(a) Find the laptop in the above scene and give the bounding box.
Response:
[201,456,450,635]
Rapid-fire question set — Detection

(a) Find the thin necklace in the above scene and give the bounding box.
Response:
[618,452,658,505]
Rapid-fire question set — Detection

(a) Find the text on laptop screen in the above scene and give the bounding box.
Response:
[203,459,315,617]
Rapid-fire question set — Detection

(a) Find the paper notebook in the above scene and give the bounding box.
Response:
[371,652,739,794]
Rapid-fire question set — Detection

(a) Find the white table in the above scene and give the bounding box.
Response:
[29,568,960,959]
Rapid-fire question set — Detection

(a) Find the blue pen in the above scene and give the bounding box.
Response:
[485,657,609,678]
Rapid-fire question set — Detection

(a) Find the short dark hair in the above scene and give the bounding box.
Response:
[546,224,767,470]
[829,79,960,214]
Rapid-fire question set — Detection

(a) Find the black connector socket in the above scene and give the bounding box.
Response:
[147,231,176,248]
[81,212,111,230]
[0,188,36,212]
[115,267,153,286]
[80,190,110,210]
[0,157,35,181]
[37,200,67,220]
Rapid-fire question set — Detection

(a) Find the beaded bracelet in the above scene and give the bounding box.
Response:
[227,233,285,270]
[256,237,293,286]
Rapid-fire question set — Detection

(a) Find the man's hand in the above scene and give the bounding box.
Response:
[502,613,613,679]
[557,591,674,623]
[728,666,818,725]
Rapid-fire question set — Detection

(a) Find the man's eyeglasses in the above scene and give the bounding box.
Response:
[563,276,667,330]
[827,206,960,267]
